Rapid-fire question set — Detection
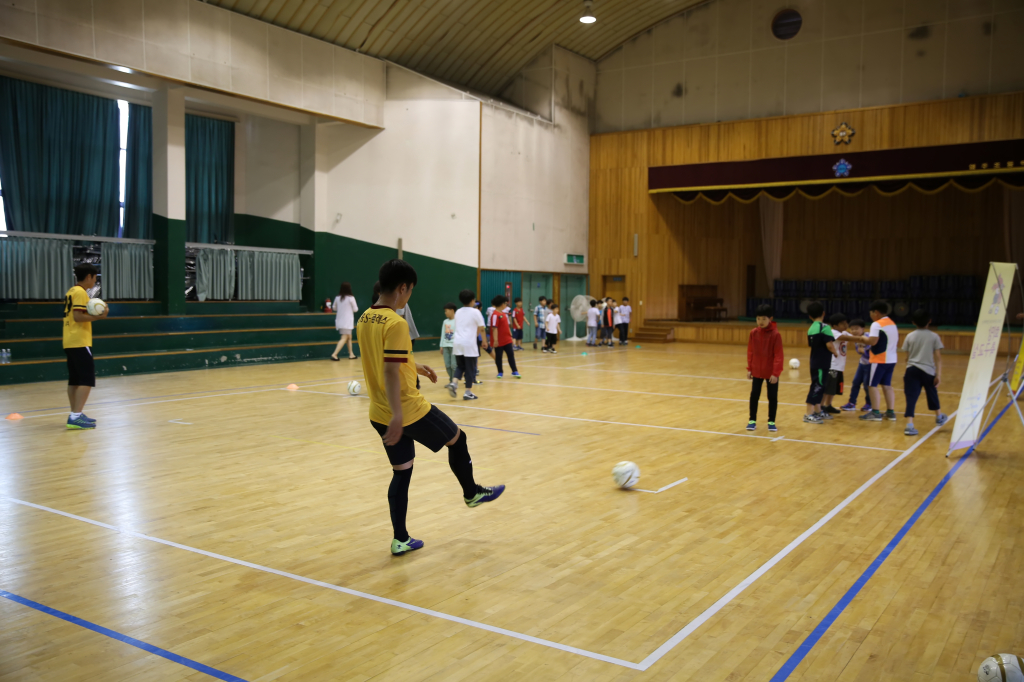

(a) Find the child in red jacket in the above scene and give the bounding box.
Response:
[747,303,784,432]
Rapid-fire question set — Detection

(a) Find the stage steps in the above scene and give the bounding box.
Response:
[0,300,346,385]
[632,325,674,343]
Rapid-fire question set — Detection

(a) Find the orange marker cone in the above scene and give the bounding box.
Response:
[286,384,299,390]
[6,413,24,420]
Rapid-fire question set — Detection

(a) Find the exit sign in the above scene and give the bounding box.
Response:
[565,254,585,265]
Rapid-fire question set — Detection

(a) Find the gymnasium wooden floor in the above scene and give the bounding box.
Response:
[1,342,1021,681]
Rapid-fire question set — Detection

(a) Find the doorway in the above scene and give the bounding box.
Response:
[602,275,626,303]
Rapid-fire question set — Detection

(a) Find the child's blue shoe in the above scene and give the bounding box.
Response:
[860,403,872,412]
[80,414,96,423]
[904,425,919,436]
[512,371,521,378]
[391,537,424,555]
[66,415,95,430]
[496,373,503,379]
[767,422,778,432]
[746,420,756,431]
[936,413,948,426]
[840,402,855,411]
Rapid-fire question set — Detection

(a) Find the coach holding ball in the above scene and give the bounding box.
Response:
[63,264,109,430]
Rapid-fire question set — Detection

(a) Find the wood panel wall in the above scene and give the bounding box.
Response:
[590,92,1024,329]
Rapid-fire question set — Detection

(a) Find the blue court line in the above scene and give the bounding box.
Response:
[768,439,981,680]
[0,590,249,681]
[456,423,540,436]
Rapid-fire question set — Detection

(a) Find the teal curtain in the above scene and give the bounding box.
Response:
[123,103,152,239]
[186,114,234,243]
[196,248,236,301]
[101,242,153,299]
[0,237,74,299]
[237,251,301,300]
[0,76,120,235]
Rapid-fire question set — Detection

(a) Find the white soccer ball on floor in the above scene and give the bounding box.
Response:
[979,654,1024,682]
[612,461,640,489]
[86,298,107,316]
[789,358,800,370]
[347,380,361,395]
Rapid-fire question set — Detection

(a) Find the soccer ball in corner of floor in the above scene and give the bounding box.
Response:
[347,380,361,395]
[612,461,640,489]
[978,654,1024,682]
[789,358,800,370]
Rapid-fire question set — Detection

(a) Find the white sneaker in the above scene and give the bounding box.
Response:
[446,382,457,398]
[463,391,479,400]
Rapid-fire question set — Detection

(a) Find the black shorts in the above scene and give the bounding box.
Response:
[825,370,844,395]
[65,347,95,387]
[370,405,458,465]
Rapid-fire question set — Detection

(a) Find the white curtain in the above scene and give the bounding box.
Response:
[101,242,153,299]
[759,194,784,297]
[0,237,74,299]
[196,248,236,301]
[237,251,300,301]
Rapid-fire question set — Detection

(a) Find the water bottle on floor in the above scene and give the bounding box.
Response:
[0,349,8,364]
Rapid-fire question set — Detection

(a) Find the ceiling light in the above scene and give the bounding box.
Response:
[580,1,596,23]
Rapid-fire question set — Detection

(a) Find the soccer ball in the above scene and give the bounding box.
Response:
[347,380,361,395]
[86,298,107,316]
[979,654,1024,682]
[789,358,800,370]
[612,461,640,489]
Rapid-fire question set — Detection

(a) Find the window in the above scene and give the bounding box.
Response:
[118,99,129,238]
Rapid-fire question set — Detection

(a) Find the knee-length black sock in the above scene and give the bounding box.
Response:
[447,431,479,498]
[388,467,413,541]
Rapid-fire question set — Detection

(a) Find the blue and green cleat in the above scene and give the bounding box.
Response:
[465,484,505,507]
[66,415,96,430]
[391,537,424,555]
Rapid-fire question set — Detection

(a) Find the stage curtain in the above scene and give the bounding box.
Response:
[123,103,153,240]
[759,194,784,297]
[0,237,74,299]
[0,76,119,236]
[101,242,153,300]
[1004,186,1024,319]
[237,251,301,301]
[196,248,236,301]
[185,114,234,244]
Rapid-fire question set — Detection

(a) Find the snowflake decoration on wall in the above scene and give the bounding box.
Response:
[833,158,852,178]
[832,122,855,145]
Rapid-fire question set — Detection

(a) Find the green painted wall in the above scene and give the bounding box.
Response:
[233,214,477,346]
[153,214,186,315]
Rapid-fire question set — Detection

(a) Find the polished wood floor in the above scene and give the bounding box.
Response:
[1,342,1021,681]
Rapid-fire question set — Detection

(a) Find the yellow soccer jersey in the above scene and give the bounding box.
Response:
[63,286,92,348]
[358,305,431,426]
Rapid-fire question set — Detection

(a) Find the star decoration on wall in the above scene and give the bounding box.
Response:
[832,122,855,145]
[833,158,852,178]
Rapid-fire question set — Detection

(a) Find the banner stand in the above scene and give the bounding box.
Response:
[946,262,1024,458]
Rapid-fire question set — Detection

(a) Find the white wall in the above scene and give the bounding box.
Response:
[482,46,593,274]
[235,115,301,224]
[595,0,1024,133]
[321,100,481,268]
[0,0,386,126]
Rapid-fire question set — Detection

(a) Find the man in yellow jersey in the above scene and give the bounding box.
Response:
[359,259,505,556]
[63,264,108,430]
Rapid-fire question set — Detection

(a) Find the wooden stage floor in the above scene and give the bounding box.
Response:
[1,343,1021,681]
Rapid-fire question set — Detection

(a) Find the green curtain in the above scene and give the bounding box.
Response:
[186,114,234,244]
[100,242,153,299]
[237,251,301,300]
[0,76,120,235]
[123,103,152,240]
[196,248,236,301]
[0,237,74,299]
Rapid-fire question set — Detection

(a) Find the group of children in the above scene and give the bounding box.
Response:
[746,300,948,436]
[585,297,632,346]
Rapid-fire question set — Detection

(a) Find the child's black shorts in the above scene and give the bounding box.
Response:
[825,370,844,395]
[65,347,96,387]
[370,405,458,465]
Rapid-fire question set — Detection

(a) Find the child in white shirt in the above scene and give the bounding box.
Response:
[447,290,489,400]
[543,304,561,353]
[617,297,632,345]
[585,299,599,346]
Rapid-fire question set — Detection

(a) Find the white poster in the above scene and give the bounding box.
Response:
[949,262,1019,453]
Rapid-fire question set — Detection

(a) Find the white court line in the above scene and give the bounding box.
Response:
[510,380,806,407]
[3,381,356,421]
[633,478,689,494]
[562,366,965,396]
[299,390,902,453]
[4,497,641,670]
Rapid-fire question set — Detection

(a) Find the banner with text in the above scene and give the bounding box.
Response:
[1012,334,1024,396]
[949,262,1019,453]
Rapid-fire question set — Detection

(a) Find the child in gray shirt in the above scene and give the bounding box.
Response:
[901,309,948,436]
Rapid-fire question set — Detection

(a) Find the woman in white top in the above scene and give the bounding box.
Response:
[330,282,359,360]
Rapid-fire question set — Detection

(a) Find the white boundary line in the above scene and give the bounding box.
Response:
[3,497,642,670]
[299,391,904,453]
[634,478,689,494]
[4,379,992,672]
[510,380,806,407]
